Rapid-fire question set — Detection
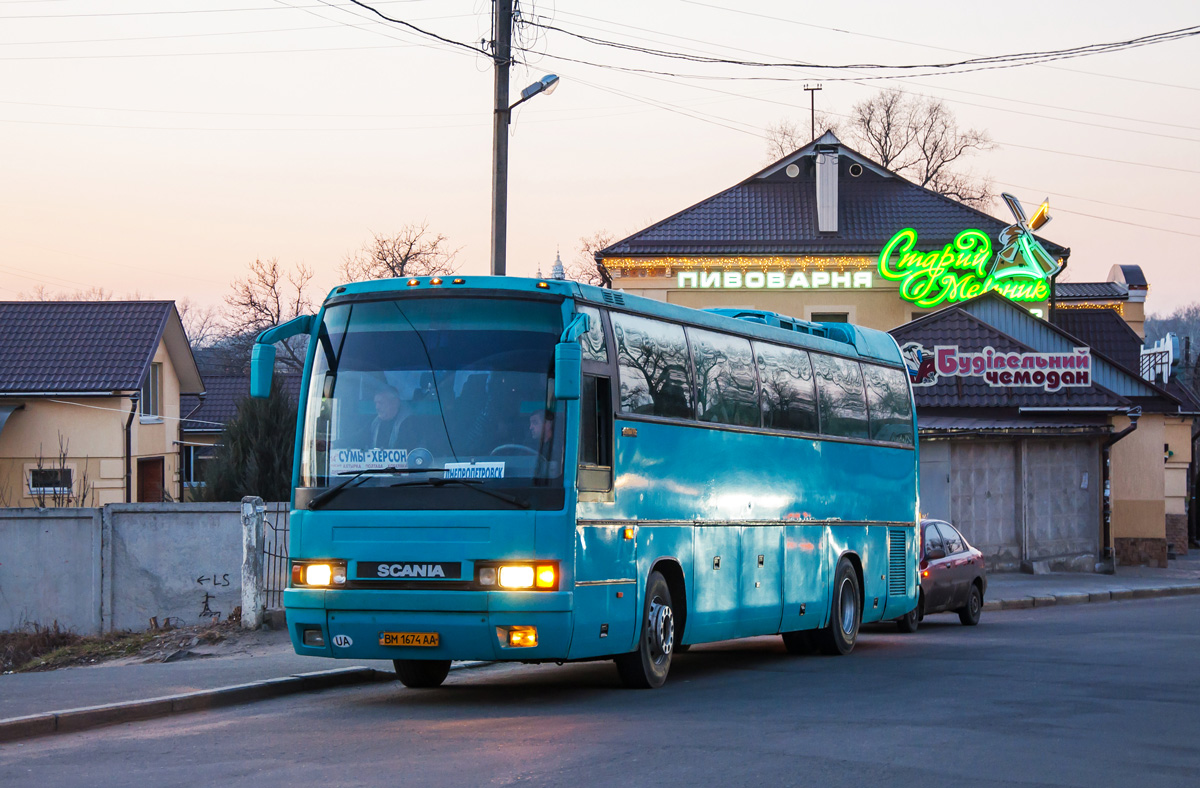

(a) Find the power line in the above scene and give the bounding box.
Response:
[341,0,486,55]
[995,181,1200,223]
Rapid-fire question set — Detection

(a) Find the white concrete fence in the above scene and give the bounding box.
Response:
[0,499,287,635]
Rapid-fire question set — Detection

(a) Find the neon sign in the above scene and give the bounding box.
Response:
[879,194,1062,308]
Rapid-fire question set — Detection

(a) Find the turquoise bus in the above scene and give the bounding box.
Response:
[251,276,919,689]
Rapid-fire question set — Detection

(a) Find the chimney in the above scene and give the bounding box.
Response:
[815,144,838,233]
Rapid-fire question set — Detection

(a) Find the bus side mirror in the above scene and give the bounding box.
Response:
[250,344,277,399]
[554,342,582,401]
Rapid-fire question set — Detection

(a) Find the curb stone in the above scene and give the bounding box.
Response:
[0,660,493,745]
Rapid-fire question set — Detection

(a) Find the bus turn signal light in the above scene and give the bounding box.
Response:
[535,565,556,589]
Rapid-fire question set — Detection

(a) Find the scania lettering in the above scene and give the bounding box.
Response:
[253,277,919,689]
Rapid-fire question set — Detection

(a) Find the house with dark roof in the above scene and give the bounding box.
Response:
[595,130,1072,330]
[890,291,1193,571]
[178,373,302,500]
[0,301,204,506]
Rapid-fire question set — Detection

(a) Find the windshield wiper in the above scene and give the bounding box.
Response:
[390,477,530,509]
[307,466,412,510]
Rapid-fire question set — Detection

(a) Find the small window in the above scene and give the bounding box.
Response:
[141,362,162,419]
[578,306,608,363]
[755,342,818,433]
[862,364,914,445]
[922,523,945,555]
[811,353,870,439]
[181,445,216,487]
[579,375,614,494]
[29,468,72,495]
[688,328,758,427]
[811,312,848,323]
[612,313,693,419]
[938,523,965,555]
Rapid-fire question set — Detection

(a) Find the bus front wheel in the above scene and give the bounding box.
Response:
[393,659,451,688]
[814,558,861,656]
[615,571,675,689]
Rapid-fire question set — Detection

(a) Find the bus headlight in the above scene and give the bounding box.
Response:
[292,560,347,587]
[498,565,535,589]
[481,562,559,591]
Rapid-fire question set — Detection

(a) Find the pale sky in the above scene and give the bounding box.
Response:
[2,1,1198,317]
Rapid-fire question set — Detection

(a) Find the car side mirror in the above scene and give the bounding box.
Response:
[925,547,946,561]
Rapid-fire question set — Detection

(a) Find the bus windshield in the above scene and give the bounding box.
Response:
[299,296,566,508]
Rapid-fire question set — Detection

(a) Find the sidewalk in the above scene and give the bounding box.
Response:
[3,555,1199,737]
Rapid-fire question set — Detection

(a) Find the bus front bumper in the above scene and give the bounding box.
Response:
[284,588,574,662]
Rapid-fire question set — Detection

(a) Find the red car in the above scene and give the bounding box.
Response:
[896,519,987,632]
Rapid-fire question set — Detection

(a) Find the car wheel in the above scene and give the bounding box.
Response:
[615,570,675,688]
[957,583,982,626]
[393,659,451,688]
[813,557,861,655]
[896,602,920,633]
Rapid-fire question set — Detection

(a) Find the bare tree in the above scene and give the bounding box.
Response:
[177,298,222,352]
[563,230,615,286]
[223,258,314,371]
[21,285,116,301]
[768,90,995,207]
[341,223,459,281]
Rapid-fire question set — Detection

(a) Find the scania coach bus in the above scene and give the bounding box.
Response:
[251,275,918,689]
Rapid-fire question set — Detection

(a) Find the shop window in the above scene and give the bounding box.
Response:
[811,353,870,440]
[811,312,848,323]
[612,313,693,419]
[141,362,162,420]
[688,328,758,427]
[578,306,608,363]
[755,342,818,433]
[862,364,914,445]
[28,468,72,495]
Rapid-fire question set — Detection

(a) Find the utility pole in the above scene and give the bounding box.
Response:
[803,83,822,141]
[490,0,513,276]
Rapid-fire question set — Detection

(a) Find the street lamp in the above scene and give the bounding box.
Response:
[490,73,560,276]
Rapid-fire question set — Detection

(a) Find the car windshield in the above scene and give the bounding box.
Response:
[299,296,566,506]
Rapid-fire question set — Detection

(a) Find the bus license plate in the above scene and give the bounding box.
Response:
[379,632,439,647]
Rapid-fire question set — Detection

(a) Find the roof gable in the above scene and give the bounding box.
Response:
[1051,308,1142,375]
[0,301,203,395]
[599,134,1067,259]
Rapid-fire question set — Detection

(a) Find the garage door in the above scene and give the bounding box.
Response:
[950,441,1020,570]
[1024,439,1099,565]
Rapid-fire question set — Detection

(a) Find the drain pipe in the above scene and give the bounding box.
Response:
[1100,406,1141,568]
[124,393,140,504]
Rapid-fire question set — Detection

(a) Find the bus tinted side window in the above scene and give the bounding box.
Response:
[755,342,818,433]
[688,328,758,427]
[611,313,694,419]
[811,353,870,440]
[862,364,914,445]
[578,306,607,363]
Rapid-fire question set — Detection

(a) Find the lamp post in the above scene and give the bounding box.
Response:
[489,60,559,277]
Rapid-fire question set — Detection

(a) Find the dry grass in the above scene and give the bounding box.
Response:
[0,623,155,673]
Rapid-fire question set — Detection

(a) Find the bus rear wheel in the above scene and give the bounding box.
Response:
[615,571,675,689]
[393,659,451,688]
[814,557,861,656]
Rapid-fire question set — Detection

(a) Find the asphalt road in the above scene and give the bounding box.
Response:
[3,598,1199,788]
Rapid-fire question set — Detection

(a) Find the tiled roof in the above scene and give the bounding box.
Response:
[1055,282,1127,300]
[1051,308,1142,375]
[0,301,173,393]
[919,411,1111,434]
[890,308,1127,409]
[181,373,302,432]
[600,142,1068,259]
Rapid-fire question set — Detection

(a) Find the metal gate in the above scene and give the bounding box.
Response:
[262,502,291,609]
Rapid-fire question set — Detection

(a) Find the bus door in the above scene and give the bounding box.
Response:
[736,525,784,637]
